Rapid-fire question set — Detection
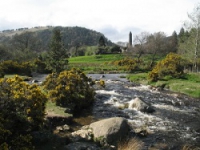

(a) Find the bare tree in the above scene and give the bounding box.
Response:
[146,32,167,67]
[133,32,150,60]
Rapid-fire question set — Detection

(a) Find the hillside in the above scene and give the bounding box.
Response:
[0,26,114,52]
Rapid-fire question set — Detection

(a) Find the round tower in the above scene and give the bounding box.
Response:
[129,32,132,47]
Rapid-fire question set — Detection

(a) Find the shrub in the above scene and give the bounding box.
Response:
[148,53,184,82]
[112,58,140,72]
[0,76,47,149]
[0,60,33,76]
[43,68,95,113]
[0,66,4,78]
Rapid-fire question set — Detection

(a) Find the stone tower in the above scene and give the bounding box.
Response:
[129,32,132,47]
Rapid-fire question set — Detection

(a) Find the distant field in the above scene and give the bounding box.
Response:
[69,54,123,63]
[69,54,124,73]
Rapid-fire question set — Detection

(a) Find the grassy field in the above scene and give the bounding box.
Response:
[127,73,200,98]
[69,54,123,63]
[68,54,124,73]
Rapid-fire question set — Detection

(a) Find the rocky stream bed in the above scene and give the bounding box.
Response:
[31,73,200,150]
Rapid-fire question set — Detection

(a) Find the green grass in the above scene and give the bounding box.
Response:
[69,54,124,63]
[167,73,200,98]
[127,73,149,84]
[69,54,124,73]
[46,101,73,118]
[5,74,26,78]
[127,73,200,98]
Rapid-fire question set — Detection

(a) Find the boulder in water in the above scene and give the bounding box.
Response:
[128,97,155,113]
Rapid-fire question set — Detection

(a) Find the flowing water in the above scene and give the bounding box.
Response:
[89,74,200,149]
[31,73,200,149]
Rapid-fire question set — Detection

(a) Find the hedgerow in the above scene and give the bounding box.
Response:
[43,68,95,113]
[0,76,47,149]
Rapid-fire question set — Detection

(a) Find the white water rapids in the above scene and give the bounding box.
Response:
[89,74,200,149]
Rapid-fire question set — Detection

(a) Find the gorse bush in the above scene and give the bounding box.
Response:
[43,68,95,113]
[112,58,141,72]
[0,60,33,76]
[0,76,47,149]
[148,53,184,81]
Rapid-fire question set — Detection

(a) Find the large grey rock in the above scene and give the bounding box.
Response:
[89,117,129,146]
[128,97,155,113]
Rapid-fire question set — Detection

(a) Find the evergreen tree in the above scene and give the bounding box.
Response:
[46,28,68,73]
[171,31,178,52]
[98,36,106,47]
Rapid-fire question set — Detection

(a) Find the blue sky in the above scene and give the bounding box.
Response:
[0,0,199,42]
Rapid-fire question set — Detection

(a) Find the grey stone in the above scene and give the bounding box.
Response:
[128,97,155,113]
[89,117,129,146]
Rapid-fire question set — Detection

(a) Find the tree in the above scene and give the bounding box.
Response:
[133,32,150,60]
[182,3,200,72]
[10,32,39,61]
[0,44,11,61]
[98,36,106,47]
[46,28,68,73]
[146,32,167,67]
[169,31,178,53]
[178,27,185,43]
[96,36,107,54]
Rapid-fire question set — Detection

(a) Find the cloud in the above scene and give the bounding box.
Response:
[0,0,199,42]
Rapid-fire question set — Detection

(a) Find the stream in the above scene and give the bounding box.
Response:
[31,73,200,149]
[89,74,200,149]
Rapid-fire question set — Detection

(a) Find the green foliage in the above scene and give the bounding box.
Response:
[0,60,33,76]
[110,45,122,53]
[46,28,68,73]
[148,53,184,81]
[0,67,4,78]
[33,58,51,73]
[43,68,95,113]
[0,76,47,149]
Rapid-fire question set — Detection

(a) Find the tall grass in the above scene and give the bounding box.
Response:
[117,138,143,150]
[182,145,200,150]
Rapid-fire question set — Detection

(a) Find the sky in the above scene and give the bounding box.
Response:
[0,0,199,43]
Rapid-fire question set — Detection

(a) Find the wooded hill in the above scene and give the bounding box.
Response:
[0,26,114,60]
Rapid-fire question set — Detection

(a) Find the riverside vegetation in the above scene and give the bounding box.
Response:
[0,52,200,149]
